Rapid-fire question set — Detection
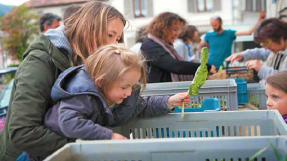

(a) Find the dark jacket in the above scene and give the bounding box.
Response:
[141,38,211,83]
[0,27,73,161]
[45,65,172,140]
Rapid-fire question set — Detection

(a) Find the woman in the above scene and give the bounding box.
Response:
[226,18,287,80]
[174,25,199,62]
[141,12,215,83]
[0,1,126,161]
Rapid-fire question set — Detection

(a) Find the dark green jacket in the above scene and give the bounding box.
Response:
[0,34,73,161]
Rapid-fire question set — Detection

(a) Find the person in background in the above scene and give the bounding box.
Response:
[0,2,126,161]
[39,13,62,33]
[174,25,199,62]
[198,11,265,68]
[265,71,287,124]
[130,26,147,54]
[63,4,81,20]
[44,44,189,143]
[228,18,287,81]
[141,12,216,83]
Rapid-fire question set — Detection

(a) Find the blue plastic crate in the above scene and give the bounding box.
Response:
[235,78,248,104]
[235,78,247,93]
[174,98,220,112]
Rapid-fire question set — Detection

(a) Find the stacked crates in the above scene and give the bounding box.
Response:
[45,137,287,161]
[45,111,287,161]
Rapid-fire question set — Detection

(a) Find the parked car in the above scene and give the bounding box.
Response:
[0,79,14,118]
[0,67,17,119]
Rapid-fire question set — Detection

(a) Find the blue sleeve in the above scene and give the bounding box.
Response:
[58,95,113,140]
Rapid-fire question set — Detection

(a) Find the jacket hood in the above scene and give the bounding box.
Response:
[22,31,72,72]
[51,65,109,106]
[44,26,73,58]
[51,65,113,117]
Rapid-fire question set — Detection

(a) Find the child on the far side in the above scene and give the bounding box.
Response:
[265,71,287,123]
[44,44,189,141]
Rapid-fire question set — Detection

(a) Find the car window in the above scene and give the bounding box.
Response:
[0,79,14,108]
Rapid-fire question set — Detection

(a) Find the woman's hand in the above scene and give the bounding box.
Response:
[167,93,190,107]
[209,65,216,74]
[112,133,128,140]
[225,53,244,64]
[246,60,262,71]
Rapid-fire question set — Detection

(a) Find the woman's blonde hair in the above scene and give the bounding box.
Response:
[85,44,147,93]
[64,1,126,65]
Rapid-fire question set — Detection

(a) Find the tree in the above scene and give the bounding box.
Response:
[0,4,39,62]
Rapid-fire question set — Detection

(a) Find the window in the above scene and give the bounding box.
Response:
[246,0,266,12]
[133,0,147,18]
[197,0,213,12]
[188,0,221,13]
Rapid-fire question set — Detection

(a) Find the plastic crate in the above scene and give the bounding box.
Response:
[112,110,287,139]
[224,66,260,83]
[45,136,287,161]
[247,83,267,109]
[235,78,248,104]
[142,79,238,111]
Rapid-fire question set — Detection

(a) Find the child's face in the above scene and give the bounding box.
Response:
[266,83,287,116]
[104,68,141,105]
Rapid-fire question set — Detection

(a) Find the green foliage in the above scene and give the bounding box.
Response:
[249,147,268,161]
[249,140,287,161]
[0,4,39,61]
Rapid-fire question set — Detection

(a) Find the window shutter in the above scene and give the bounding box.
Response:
[256,0,262,12]
[146,0,153,17]
[187,0,197,13]
[213,0,221,11]
[124,0,134,19]
[245,0,253,11]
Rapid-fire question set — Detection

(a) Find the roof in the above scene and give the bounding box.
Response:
[25,0,98,8]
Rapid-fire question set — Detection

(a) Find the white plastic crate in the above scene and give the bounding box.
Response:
[247,83,267,109]
[112,110,287,139]
[45,136,287,161]
[142,79,238,111]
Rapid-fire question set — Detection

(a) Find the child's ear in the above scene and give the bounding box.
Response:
[95,78,103,88]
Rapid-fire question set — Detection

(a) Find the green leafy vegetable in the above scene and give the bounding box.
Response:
[188,47,209,95]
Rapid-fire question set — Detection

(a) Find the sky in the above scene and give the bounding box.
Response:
[0,0,29,6]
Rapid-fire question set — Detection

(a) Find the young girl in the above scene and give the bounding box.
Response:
[265,71,287,123]
[44,44,189,141]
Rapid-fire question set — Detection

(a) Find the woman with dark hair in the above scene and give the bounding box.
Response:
[141,12,215,83]
[227,18,287,80]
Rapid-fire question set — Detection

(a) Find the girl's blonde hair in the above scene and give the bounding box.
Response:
[64,1,126,65]
[266,71,287,94]
[85,44,147,93]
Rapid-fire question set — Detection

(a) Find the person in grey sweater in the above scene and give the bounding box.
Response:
[45,44,189,141]
[225,18,287,80]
